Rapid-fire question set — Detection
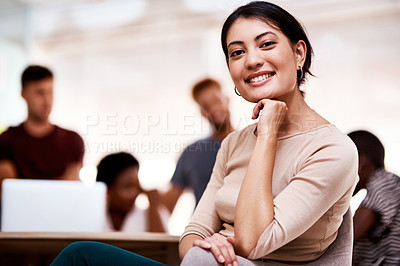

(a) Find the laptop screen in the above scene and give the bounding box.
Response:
[1,179,107,232]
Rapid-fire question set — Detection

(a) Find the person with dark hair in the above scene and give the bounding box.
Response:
[0,65,84,185]
[52,2,358,265]
[162,77,234,214]
[348,130,400,265]
[97,152,167,233]
[179,1,358,265]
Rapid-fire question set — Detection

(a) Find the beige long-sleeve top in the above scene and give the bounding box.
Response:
[181,123,359,262]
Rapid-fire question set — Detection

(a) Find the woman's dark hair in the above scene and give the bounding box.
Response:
[348,130,385,169]
[96,152,139,187]
[21,65,53,90]
[221,1,314,86]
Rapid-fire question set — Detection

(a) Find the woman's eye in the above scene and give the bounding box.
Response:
[260,41,275,48]
[230,50,244,57]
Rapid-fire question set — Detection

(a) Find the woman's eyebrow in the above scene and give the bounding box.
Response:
[255,31,277,40]
[227,41,243,49]
[227,31,277,48]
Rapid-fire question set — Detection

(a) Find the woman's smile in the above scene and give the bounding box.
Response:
[245,71,275,87]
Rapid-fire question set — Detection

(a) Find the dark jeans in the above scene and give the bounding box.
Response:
[51,241,167,266]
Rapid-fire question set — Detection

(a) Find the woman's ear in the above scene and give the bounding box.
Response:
[295,40,307,67]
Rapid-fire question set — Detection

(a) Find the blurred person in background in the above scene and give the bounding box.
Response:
[97,152,167,232]
[162,78,234,214]
[349,130,400,265]
[0,65,84,188]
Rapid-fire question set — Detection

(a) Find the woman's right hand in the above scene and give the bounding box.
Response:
[193,233,238,266]
[252,99,288,136]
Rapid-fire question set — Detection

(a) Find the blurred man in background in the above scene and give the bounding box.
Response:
[0,65,84,186]
[162,78,234,214]
[349,130,400,265]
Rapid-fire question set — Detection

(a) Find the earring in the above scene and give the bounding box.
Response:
[297,66,304,80]
[234,86,241,96]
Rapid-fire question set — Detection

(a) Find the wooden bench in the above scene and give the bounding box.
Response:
[0,232,180,266]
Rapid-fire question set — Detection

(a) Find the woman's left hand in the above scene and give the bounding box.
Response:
[193,233,238,266]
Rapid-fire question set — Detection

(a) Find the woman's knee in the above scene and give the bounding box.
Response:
[180,246,221,266]
[51,241,100,266]
[62,241,98,254]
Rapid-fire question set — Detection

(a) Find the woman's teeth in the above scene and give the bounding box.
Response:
[249,73,273,83]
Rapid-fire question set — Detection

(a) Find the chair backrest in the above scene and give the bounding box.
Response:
[305,209,353,265]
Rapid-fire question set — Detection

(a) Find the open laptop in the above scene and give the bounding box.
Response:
[1,179,107,232]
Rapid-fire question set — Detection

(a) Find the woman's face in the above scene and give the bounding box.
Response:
[108,166,141,214]
[226,18,305,103]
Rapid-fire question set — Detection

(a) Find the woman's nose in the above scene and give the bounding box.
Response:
[245,49,263,69]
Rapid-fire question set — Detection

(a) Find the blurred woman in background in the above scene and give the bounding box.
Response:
[97,152,167,233]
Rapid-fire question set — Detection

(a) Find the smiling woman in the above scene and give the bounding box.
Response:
[225,18,304,103]
[179,2,358,265]
[51,1,359,266]
[221,2,313,88]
